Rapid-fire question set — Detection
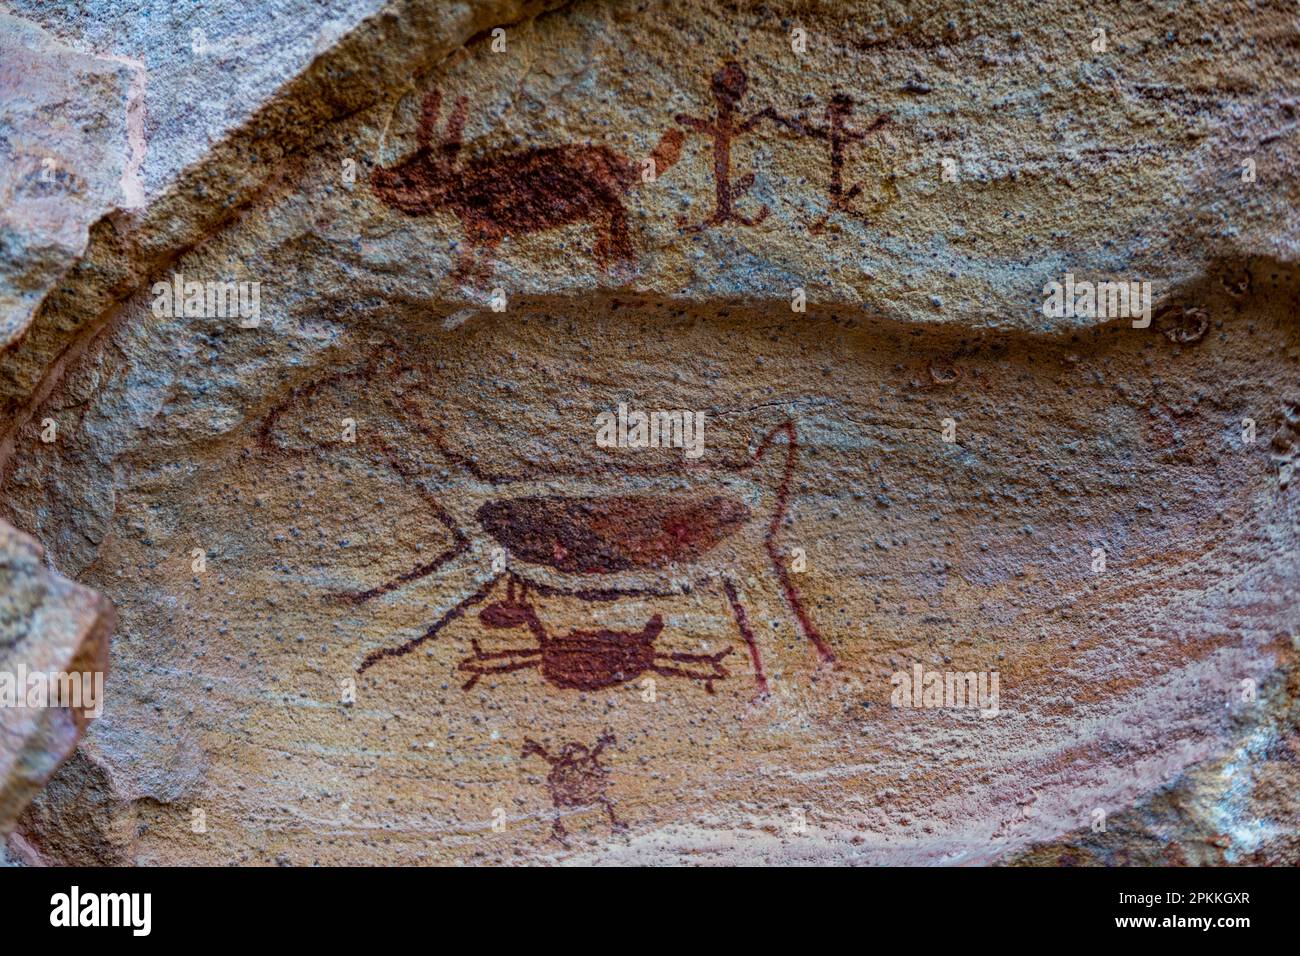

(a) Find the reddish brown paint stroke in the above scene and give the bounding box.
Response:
[371,88,683,283]
[675,62,780,230]
[251,347,835,687]
[460,577,732,692]
[754,421,835,664]
[522,732,623,844]
[281,366,833,686]
[475,494,751,574]
[723,578,767,695]
[767,91,888,231]
[357,574,501,673]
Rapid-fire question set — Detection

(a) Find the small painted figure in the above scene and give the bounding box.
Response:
[770,91,888,232]
[522,732,624,843]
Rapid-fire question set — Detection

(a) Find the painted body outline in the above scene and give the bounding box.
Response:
[767,90,889,231]
[522,732,623,844]
[336,405,832,695]
[674,62,783,230]
[460,576,733,692]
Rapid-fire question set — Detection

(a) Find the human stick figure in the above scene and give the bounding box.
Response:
[674,62,785,231]
[769,91,888,232]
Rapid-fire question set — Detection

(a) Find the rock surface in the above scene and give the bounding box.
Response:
[0,0,1297,865]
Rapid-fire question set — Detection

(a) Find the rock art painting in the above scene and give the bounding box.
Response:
[461,580,734,694]
[522,732,624,843]
[343,391,829,697]
[373,88,684,282]
[1,0,1299,899]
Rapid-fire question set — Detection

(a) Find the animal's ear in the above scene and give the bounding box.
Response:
[417,88,443,149]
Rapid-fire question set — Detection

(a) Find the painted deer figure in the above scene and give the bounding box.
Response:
[371,89,685,284]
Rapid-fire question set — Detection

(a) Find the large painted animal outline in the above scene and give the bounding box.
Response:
[338,407,832,695]
[522,732,624,844]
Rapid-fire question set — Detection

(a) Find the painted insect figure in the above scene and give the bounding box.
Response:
[459,577,732,692]
[522,733,623,843]
[371,88,684,284]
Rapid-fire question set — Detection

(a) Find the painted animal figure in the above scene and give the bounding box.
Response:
[349,417,833,697]
[371,89,684,283]
[522,733,623,843]
[460,578,732,692]
[674,61,780,230]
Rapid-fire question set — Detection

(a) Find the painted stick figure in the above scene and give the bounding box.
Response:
[522,733,624,844]
[771,91,888,231]
[675,62,782,231]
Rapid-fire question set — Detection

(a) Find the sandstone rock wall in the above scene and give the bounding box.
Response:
[0,0,1297,864]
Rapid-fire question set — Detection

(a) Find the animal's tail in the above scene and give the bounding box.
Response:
[623,128,685,188]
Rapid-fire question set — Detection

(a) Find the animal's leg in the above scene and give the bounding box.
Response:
[468,236,501,290]
[450,242,478,285]
[459,640,541,673]
[463,639,542,662]
[458,654,541,691]
[551,815,569,845]
[521,738,548,761]
[661,648,734,667]
[594,203,635,273]
[450,220,502,289]
[721,578,768,695]
[601,798,626,832]
[652,665,725,693]
[752,423,835,664]
[653,647,734,692]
